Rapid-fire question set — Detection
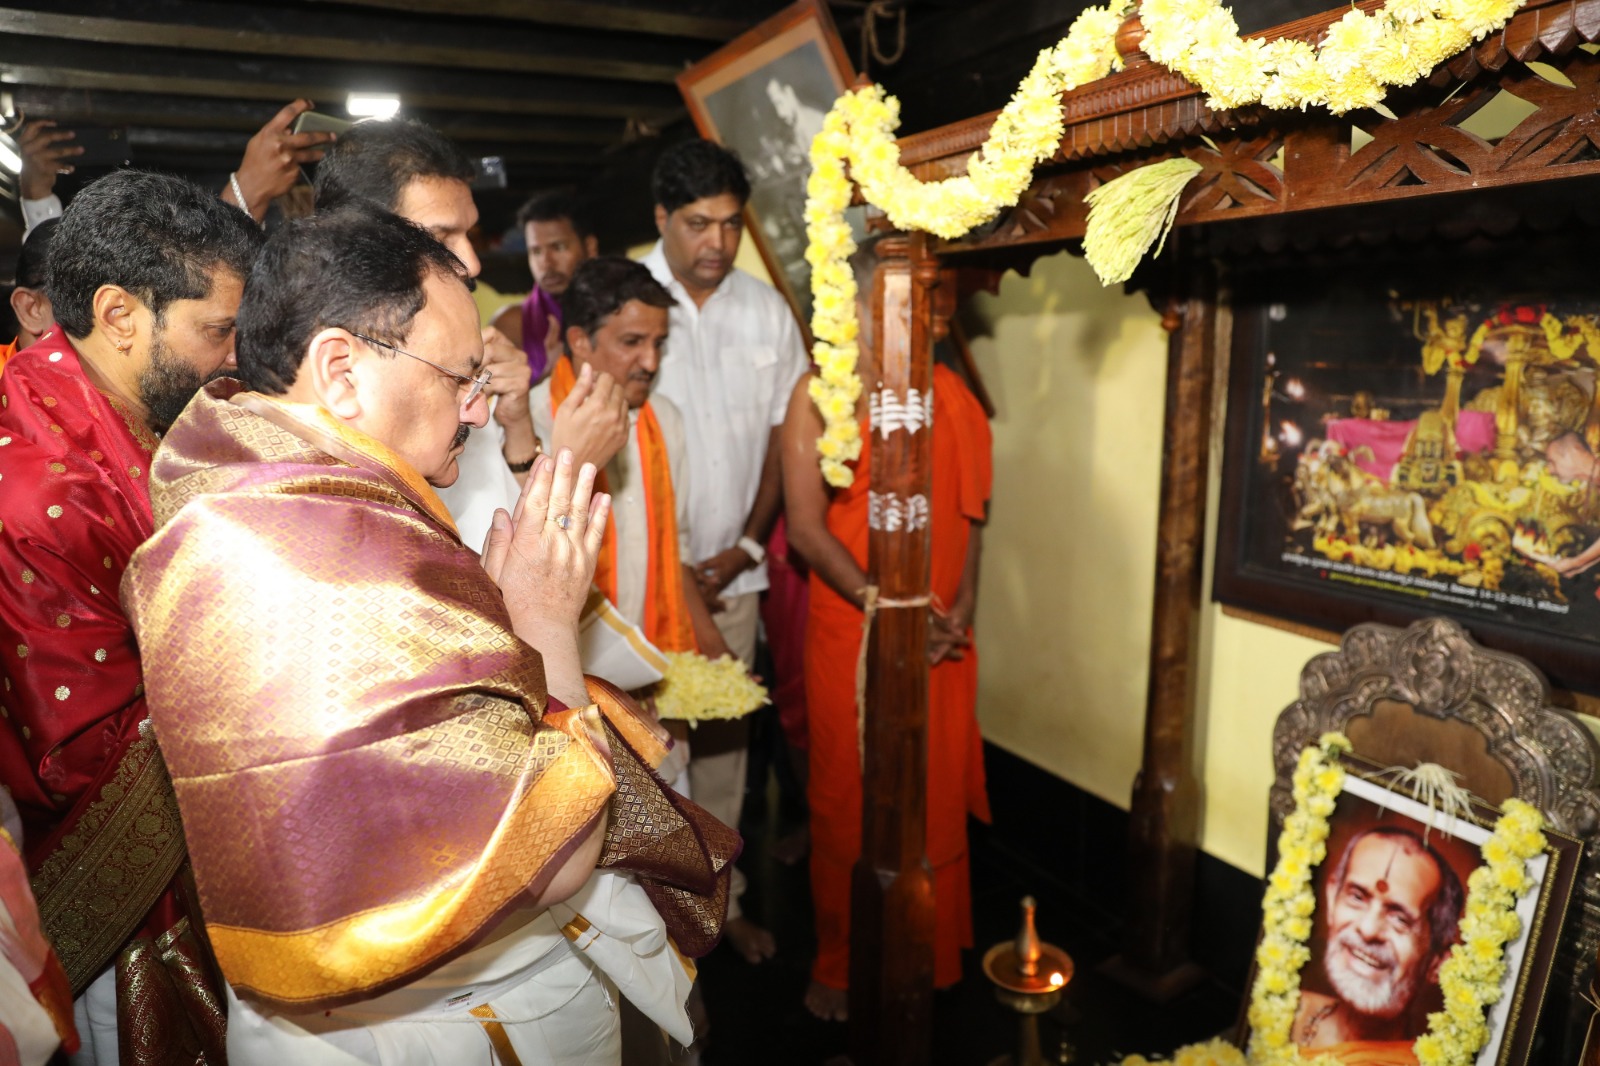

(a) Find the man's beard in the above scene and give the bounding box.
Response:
[138,331,228,435]
[1324,928,1424,1018]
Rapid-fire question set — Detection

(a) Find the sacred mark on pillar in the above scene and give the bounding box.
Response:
[869,387,933,438]
[869,492,930,532]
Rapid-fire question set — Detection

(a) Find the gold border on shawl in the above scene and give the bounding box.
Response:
[581,588,672,675]
[32,733,188,995]
[204,739,614,1007]
[587,678,669,771]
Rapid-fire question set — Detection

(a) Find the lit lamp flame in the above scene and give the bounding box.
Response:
[1284,377,1306,401]
[1279,421,1304,448]
[1049,972,1065,987]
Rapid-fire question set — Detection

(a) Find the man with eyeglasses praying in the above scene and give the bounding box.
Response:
[313,118,629,553]
[0,170,264,1065]
[120,204,737,1066]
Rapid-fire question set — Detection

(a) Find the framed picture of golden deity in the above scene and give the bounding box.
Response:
[676,0,856,336]
[1215,242,1600,694]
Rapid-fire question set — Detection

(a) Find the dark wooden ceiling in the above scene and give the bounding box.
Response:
[0,0,1340,276]
[1,1,789,210]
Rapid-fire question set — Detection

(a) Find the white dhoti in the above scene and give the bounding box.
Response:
[226,872,693,1066]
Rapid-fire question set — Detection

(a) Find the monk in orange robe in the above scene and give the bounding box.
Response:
[782,337,992,1021]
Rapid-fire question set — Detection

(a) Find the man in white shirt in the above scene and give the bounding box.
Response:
[313,117,627,549]
[643,139,808,964]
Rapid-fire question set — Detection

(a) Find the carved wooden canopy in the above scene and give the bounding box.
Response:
[891,0,1600,262]
[838,5,1600,1054]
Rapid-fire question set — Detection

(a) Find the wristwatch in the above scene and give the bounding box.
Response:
[505,436,544,475]
[736,535,767,566]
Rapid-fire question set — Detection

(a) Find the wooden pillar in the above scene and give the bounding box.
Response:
[848,233,938,1065]
[1102,266,1216,999]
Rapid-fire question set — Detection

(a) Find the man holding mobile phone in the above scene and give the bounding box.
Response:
[11,99,335,237]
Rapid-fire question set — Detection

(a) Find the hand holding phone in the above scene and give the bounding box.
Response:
[231,99,338,221]
[291,111,353,137]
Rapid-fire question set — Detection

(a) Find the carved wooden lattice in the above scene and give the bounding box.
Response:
[891,0,1600,258]
[1331,57,1600,195]
[871,0,1600,1035]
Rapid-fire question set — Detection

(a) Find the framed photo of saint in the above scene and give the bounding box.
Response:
[676,0,856,338]
[1247,760,1581,1066]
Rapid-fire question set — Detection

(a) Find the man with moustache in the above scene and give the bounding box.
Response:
[492,193,599,383]
[0,170,263,1064]
[644,140,807,964]
[121,205,734,1064]
[315,119,627,551]
[531,257,732,666]
[1294,826,1465,1065]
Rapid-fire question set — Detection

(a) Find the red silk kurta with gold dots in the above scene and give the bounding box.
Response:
[0,329,159,856]
[0,329,187,993]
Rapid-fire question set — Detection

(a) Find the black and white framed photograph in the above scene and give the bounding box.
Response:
[677,0,856,334]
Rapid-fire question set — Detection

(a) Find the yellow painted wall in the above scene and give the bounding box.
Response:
[963,254,1169,813]
[964,251,1330,878]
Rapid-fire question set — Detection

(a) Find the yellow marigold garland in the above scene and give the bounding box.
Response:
[1108,733,1547,1066]
[652,650,768,726]
[805,0,1529,486]
[1246,732,1351,1064]
[1140,0,1524,115]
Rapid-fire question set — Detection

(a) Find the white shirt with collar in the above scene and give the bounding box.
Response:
[641,241,807,599]
[531,378,692,628]
[21,194,63,239]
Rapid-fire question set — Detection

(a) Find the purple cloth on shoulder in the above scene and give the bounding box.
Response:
[520,287,562,383]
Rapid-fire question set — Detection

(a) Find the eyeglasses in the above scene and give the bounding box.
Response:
[349,332,492,408]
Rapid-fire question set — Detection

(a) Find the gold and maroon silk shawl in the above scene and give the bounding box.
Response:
[122,381,737,1010]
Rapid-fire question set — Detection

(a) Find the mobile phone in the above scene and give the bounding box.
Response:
[291,111,353,137]
[66,127,129,168]
[472,156,507,190]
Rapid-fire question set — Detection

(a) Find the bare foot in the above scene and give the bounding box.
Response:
[724,915,776,964]
[804,979,848,1022]
[771,825,810,866]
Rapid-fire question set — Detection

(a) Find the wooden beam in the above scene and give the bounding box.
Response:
[849,233,938,1066]
[124,127,603,167]
[12,87,622,145]
[1100,264,1214,1001]
[125,155,591,185]
[0,37,683,120]
[300,0,756,42]
[0,2,693,84]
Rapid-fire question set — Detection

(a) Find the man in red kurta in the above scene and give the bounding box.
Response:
[0,170,262,1065]
[782,347,993,1021]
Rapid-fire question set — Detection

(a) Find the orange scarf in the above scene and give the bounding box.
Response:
[550,357,697,653]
